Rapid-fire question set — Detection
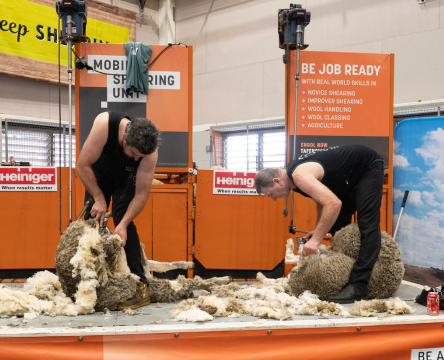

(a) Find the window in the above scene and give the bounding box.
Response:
[224,133,259,171]
[262,131,286,168]
[1,119,75,167]
[213,122,285,171]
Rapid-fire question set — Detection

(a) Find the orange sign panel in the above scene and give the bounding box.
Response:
[287,51,394,164]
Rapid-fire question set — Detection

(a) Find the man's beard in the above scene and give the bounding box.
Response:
[120,141,132,160]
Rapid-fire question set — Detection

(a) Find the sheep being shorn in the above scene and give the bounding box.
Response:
[289,223,405,300]
[0,219,227,318]
[56,219,228,310]
[56,219,139,311]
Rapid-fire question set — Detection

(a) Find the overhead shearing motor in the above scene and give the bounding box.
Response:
[278,4,311,51]
[56,0,88,43]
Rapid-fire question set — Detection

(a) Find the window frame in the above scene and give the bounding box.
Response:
[221,124,286,172]
[1,119,76,167]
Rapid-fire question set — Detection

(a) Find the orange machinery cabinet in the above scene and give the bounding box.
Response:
[193,169,317,278]
[75,175,194,277]
[0,169,389,279]
[0,168,74,271]
[194,170,392,279]
[0,170,193,277]
[108,185,194,275]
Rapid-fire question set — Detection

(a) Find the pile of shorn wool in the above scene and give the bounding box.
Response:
[288,223,405,300]
[170,272,413,322]
[170,272,352,321]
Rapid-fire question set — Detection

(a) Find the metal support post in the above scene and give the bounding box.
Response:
[67,14,73,223]
[4,119,8,161]
[246,126,249,171]
[283,15,290,218]
[290,24,303,230]
[63,125,66,167]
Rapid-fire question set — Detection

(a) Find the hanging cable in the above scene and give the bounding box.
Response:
[71,43,188,76]
[148,43,188,68]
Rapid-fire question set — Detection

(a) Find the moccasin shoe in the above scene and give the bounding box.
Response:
[117,281,151,310]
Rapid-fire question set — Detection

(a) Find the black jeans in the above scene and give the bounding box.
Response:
[84,171,147,284]
[329,161,384,295]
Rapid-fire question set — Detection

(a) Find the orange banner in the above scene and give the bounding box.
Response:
[286,51,394,163]
[2,322,444,360]
[289,51,391,137]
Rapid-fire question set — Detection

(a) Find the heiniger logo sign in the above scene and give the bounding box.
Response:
[213,171,258,195]
[0,167,57,191]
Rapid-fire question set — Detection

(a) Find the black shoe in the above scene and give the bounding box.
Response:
[415,289,429,307]
[415,286,444,310]
[327,284,368,304]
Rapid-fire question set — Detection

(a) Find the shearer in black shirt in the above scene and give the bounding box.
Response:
[254,144,385,303]
[77,111,160,310]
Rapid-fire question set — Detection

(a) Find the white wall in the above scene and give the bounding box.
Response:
[176,0,444,126]
[0,74,75,122]
[193,130,212,169]
[103,0,160,44]
[308,0,444,104]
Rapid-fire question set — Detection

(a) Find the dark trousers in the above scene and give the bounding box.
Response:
[84,171,147,284]
[329,161,384,295]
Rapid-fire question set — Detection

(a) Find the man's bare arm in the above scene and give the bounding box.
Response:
[76,112,109,225]
[316,202,323,226]
[304,202,324,240]
[114,150,157,246]
[292,162,342,254]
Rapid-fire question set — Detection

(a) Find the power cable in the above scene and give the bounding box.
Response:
[71,43,188,75]
[148,43,188,68]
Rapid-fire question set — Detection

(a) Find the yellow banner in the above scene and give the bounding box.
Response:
[0,0,129,66]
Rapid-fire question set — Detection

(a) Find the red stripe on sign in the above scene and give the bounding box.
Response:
[214,171,256,189]
[0,168,57,185]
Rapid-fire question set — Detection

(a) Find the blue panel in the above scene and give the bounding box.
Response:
[393,116,444,269]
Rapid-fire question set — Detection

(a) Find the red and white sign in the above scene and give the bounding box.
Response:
[213,170,258,195]
[0,167,57,191]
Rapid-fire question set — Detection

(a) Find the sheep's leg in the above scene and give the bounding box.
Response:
[194,276,233,292]
[257,272,277,285]
[204,276,232,286]
[173,276,233,292]
[147,260,195,273]
[285,238,299,264]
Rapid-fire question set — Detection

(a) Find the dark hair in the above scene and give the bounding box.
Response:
[254,168,281,194]
[125,118,160,155]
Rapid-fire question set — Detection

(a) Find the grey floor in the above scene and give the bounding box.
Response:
[0,281,431,332]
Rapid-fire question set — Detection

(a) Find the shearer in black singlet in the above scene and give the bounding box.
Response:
[77,111,160,310]
[255,144,385,303]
